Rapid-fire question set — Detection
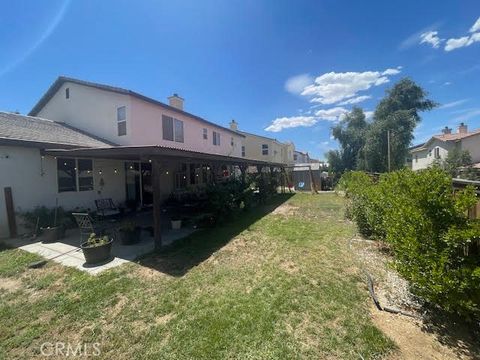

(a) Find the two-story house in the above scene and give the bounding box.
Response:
[229,120,295,165]
[0,76,281,238]
[410,123,480,171]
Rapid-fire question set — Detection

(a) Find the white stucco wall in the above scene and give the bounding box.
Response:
[411,139,453,171]
[36,82,133,145]
[460,134,480,163]
[0,145,126,238]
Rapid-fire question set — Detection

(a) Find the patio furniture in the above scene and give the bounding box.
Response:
[95,198,121,218]
[72,212,117,244]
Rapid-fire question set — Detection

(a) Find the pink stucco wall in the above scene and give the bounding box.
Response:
[130,97,243,157]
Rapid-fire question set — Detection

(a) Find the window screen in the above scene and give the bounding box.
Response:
[57,158,76,192]
[174,119,184,143]
[162,115,174,141]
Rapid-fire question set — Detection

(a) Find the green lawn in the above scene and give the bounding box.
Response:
[0,193,395,359]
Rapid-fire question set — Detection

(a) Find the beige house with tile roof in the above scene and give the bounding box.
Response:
[410,123,480,171]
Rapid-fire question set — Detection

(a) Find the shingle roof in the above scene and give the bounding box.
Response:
[28,76,244,138]
[0,112,115,148]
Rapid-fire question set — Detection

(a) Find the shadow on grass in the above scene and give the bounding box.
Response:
[137,194,293,277]
[420,307,480,359]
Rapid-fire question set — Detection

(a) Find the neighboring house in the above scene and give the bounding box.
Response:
[410,123,480,171]
[294,150,312,164]
[0,76,287,239]
[229,120,295,165]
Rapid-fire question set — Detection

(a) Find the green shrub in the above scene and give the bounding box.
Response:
[20,206,75,231]
[205,179,254,221]
[339,168,480,320]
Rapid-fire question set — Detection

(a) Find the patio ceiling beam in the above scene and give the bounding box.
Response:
[44,146,284,167]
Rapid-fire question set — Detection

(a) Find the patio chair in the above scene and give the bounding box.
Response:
[72,212,115,244]
[95,198,121,218]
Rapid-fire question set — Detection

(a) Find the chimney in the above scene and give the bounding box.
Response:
[458,122,468,134]
[442,126,452,135]
[168,93,184,111]
[230,119,238,131]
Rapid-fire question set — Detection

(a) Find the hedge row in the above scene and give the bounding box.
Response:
[338,168,480,320]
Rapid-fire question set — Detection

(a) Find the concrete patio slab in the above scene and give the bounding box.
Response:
[1,226,196,275]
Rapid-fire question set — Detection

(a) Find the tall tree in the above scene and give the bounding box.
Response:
[363,78,437,172]
[327,107,368,173]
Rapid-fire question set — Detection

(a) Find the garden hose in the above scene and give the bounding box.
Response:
[27,247,81,269]
[348,234,419,319]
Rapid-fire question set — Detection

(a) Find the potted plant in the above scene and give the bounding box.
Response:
[80,233,113,264]
[118,220,141,245]
[171,216,182,230]
[40,202,63,243]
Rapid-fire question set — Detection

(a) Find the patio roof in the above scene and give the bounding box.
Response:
[43,145,285,167]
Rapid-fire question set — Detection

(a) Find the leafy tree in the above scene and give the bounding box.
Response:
[327,107,368,173]
[441,147,473,178]
[363,78,437,172]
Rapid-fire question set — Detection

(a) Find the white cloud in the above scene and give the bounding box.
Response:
[470,16,480,33]
[444,17,480,51]
[364,111,374,119]
[265,116,317,132]
[398,23,441,50]
[453,108,480,122]
[315,107,349,121]
[439,99,468,109]
[284,73,313,95]
[382,67,402,75]
[445,36,471,51]
[338,95,371,105]
[300,68,401,105]
[420,31,443,48]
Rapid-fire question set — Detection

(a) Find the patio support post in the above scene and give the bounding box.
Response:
[152,159,163,250]
[239,164,247,185]
[309,165,318,194]
[282,167,292,193]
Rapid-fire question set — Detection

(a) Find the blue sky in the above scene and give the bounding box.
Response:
[1,1,479,160]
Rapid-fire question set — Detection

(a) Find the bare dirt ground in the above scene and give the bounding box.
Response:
[350,237,480,360]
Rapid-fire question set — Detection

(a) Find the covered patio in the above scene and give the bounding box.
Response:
[15,145,290,272]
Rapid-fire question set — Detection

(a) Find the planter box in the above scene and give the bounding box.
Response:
[41,226,62,243]
[80,239,113,265]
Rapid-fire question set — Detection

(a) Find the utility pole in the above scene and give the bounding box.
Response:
[387,130,391,172]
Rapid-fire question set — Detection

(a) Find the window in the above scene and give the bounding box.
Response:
[65,88,70,99]
[231,137,234,147]
[241,145,246,157]
[203,128,208,140]
[57,158,76,192]
[213,131,220,146]
[57,158,93,192]
[117,106,126,136]
[434,147,440,159]
[415,155,418,163]
[77,159,94,191]
[294,154,298,161]
[162,115,174,141]
[162,115,184,143]
[262,144,269,156]
[174,119,184,142]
